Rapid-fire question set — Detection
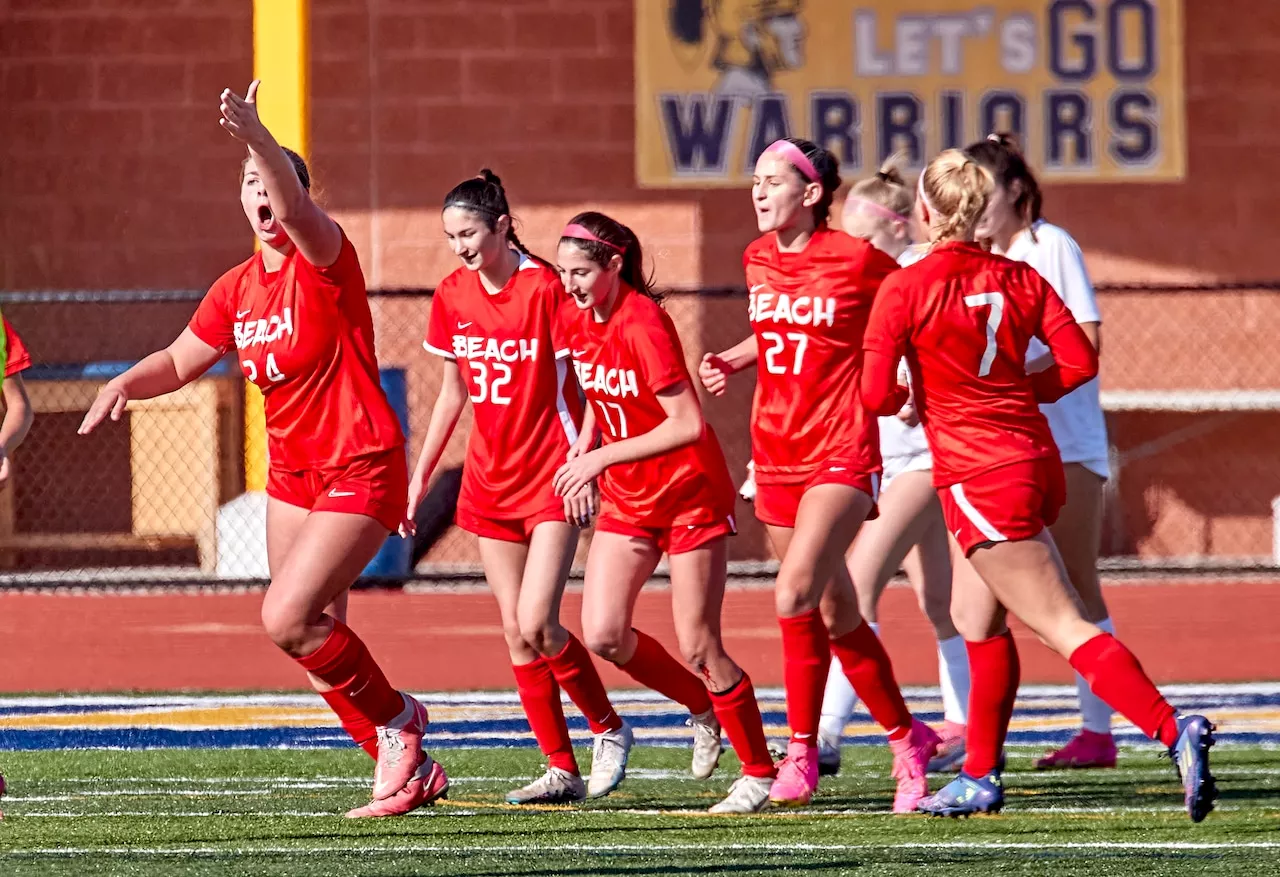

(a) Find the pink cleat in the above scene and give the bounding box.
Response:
[1035,729,1117,770]
[347,754,449,818]
[927,721,967,773]
[372,694,429,800]
[768,741,819,807]
[889,718,941,814]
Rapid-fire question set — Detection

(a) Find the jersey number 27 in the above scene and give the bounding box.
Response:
[964,292,1005,377]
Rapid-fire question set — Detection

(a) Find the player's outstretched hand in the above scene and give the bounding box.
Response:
[78,384,129,435]
[219,80,269,146]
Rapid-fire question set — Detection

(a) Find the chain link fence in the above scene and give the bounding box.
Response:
[2,285,1278,585]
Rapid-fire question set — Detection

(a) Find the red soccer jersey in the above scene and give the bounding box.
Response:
[4,320,31,377]
[189,230,404,472]
[562,286,735,528]
[424,256,584,519]
[743,227,899,484]
[862,241,1091,486]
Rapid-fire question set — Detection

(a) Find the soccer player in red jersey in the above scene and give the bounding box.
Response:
[78,82,446,819]
[862,149,1217,821]
[698,139,938,811]
[0,316,31,810]
[408,171,627,804]
[0,319,35,488]
[968,134,1119,770]
[817,156,969,777]
[553,212,777,813]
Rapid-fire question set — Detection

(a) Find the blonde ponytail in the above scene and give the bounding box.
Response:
[919,150,994,242]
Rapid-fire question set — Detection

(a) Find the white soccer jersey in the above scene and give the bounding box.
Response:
[1005,220,1110,477]
[878,244,932,481]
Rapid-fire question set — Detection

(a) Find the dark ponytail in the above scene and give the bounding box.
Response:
[777,137,841,226]
[964,133,1043,239]
[559,211,662,304]
[442,168,551,268]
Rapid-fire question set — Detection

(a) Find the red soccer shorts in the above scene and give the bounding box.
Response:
[939,456,1066,556]
[754,463,881,528]
[456,503,568,544]
[596,515,736,555]
[266,447,409,533]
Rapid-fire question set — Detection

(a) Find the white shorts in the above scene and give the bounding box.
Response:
[882,450,932,493]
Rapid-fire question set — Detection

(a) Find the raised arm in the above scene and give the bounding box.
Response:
[219,81,342,268]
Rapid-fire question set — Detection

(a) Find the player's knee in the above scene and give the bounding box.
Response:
[582,622,628,663]
[500,617,531,655]
[517,614,562,656]
[775,568,820,617]
[919,588,953,632]
[260,600,310,656]
[675,629,721,671]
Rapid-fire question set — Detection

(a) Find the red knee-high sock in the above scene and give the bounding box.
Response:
[319,689,378,758]
[778,609,831,744]
[618,629,712,715]
[964,631,1020,777]
[296,619,405,727]
[545,634,623,734]
[830,620,913,742]
[1070,633,1178,746]
[710,674,776,779]
[512,658,579,775]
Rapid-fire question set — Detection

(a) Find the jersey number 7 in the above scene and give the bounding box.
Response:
[963,292,1005,377]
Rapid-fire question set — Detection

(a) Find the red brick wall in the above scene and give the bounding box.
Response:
[3,0,1280,562]
[4,0,1278,290]
[1,0,253,290]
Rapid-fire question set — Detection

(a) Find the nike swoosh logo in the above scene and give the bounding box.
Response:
[328,489,356,498]
[457,321,473,329]
[750,284,767,293]
[828,466,846,472]
[236,309,252,318]
[571,349,587,358]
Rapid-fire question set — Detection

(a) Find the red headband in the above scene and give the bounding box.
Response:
[561,223,625,253]
[764,139,819,183]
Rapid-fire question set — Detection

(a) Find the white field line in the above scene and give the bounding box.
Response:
[10,763,1280,793]
[3,841,1278,857]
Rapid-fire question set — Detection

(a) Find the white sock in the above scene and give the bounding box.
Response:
[936,635,970,725]
[817,622,879,740]
[1077,617,1116,733]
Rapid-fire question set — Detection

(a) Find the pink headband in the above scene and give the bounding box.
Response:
[844,196,908,225]
[764,139,819,183]
[561,223,625,252]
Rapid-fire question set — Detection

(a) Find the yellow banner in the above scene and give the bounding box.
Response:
[636,0,1183,186]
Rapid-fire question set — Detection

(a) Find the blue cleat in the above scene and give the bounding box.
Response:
[915,771,1004,817]
[1170,714,1217,822]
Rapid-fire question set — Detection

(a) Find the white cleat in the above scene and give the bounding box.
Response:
[709,774,774,814]
[689,709,723,780]
[587,720,634,798]
[506,767,587,805]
